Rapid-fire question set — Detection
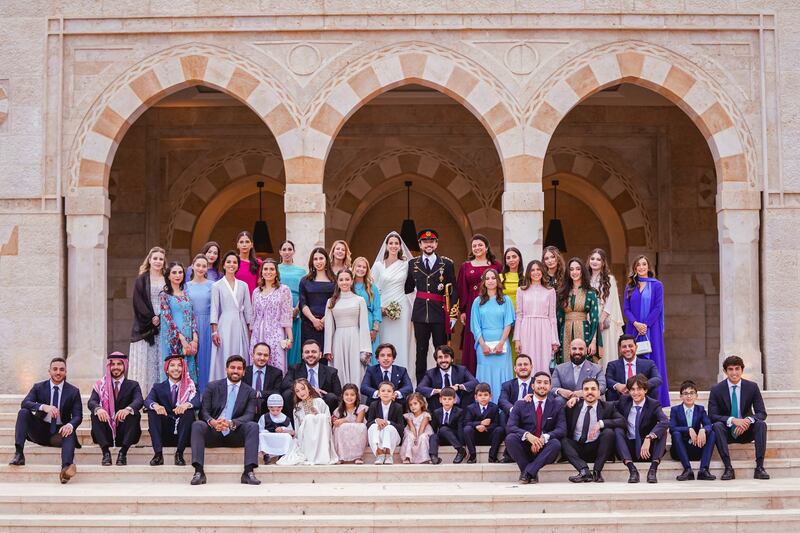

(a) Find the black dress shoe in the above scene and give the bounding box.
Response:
[430,455,442,465]
[721,466,736,480]
[241,471,261,485]
[174,451,186,466]
[190,471,207,485]
[262,454,271,465]
[453,450,465,464]
[697,468,716,481]
[116,451,127,466]
[754,466,770,480]
[626,464,640,483]
[646,465,658,484]
[8,452,25,466]
[568,469,593,483]
[499,455,515,464]
[529,474,539,484]
[592,470,604,483]
[101,451,112,466]
[466,454,477,464]
[488,456,498,463]
[676,467,694,481]
[149,453,164,466]
[518,474,531,484]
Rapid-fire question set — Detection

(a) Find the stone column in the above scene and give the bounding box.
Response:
[65,194,110,392]
[717,188,762,385]
[284,183,325,265]
[502,181,544,267]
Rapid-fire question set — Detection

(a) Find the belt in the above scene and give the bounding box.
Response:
[416,291,445,303]
[565,312,587,321]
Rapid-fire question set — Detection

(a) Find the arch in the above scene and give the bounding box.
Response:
[525,40,758,188]
[69,42,300,194]
[306,42,522,184]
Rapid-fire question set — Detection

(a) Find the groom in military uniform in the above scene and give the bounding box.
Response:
[405,229,458,383]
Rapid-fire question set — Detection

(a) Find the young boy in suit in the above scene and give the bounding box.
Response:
[429,387,466,464]
[462,383,505,463]
[669,380,716,481]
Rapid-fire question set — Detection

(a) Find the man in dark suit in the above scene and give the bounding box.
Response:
[614,374,669,483]
[504,371,566,484]
[417,345,478,413]
[562,377,624,483]
[244,342,283,417]
[145,354,199,466]
[429,387,466,464]
[10,357,82,484]
[361,343,413,405]
[551,339,606,401]
[87,352,143,466]
[605,334,663,402]
[404,228,458,382]
[669,380,716,481]
[498,354,535,415]
[190,355,260,485]
[709,355,769,480]
[462,383,505,463]
[281,340,342,414]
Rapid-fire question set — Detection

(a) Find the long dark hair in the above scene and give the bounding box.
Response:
[467,233,497,265]
[235,230,259,275]
[305,247,335,281]
[257,258,281,290]
[164,261,186,295]
[220,250,240,277]
[478,268,505,305]
[279,240,295,265]
[201,241,221,274]
[558,257,592,307]
[382,232,406,261]
[626,254,655,299]
[542,245,565,289]
[501,247,524,278]
[587,248,612,302]
[336,383,361,419]
[519,259,546,291]
[328,269,353,309]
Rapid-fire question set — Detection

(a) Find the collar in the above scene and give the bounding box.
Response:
[683,403,694,411]
[534,395,547,404]
[624,357,637,366]
[518,378,531,385]
[113,377,125,386]
[633,399,646,408]
[583,400,598,409]
[306,364,319,372]
[379,365,393,374]
[253,365,266,373]
[49,380,64,389]
[226,379,240,388]
[168,378,180,386]
[442,408,452,415]
[477,402,490,410]
[380,400,393,407]
[572,361,585,370]
[423,253,438,263]
[440,368,451,376]
[727,379,742,388]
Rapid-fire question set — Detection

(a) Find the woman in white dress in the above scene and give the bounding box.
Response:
[372,231,414,374]
[277,379,339,465]
[210,251,253,381]
[324,269,372,386]
[587,248,624,371]
[128,247,166,396]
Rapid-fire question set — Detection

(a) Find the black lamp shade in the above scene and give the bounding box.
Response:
[400,219,420,252]
[544,218,566,252]
[253,220,273,254]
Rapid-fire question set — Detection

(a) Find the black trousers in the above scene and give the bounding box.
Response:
[14,409,77,468]
[560,428,616,473]
[463,425,505,458]
[413,321,446,383]
[712,419,767,468]
[614,428,667,464]
[504,435,561,477]
[190,420,259,468]
[429,426,464,457]
[148,410,195,453]
[90,412,142,449]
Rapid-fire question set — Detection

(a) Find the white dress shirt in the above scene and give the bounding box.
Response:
[574,401,600,443]
[522,396,552,444]
[627,399,647,439]
[623,357,638,379]
[726,379,755,426]
[441,408,453,425]
[380,401,391,420]
[422,253,438,270]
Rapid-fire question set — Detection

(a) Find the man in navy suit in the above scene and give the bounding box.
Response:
[361,343,413,405]
[614,374,669,483]
[281,340,342,415]
[709,355,769,480]
[417,345,478,413]
[190,355,260,485]
[462,383,505,463]
[87,352,143,466]
[243,342,283,417]
[429,387,466,464]
[145,354,199,466]
[669,380,716,481]
[605,334,662,402]
[497,354,536,463]
[10,357,82,484]
[504,371,566,484]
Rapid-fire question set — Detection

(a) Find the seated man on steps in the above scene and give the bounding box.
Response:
[10,357,82,484]
[613,374,669,484]
[88,352,143,466]
[562,377,623,483]
[145,354,199,466]
[462,383,505,463]
[281,340,342,415]
[496,354,536,463]
[429,387,466,464]
[669,380,716,481]
[417,345,478,413]
[190,355,260,485]
[551,339,606,402]
[504,371,566,484]
[244,342,283,417]
[709,355,769,480]
[361,343,414,405]
[605,334,662,402]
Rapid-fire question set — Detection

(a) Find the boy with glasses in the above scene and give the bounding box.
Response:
[669,380,716,481]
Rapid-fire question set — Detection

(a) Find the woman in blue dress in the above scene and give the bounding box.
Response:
[299,247,335,362]
[352,256,382,363]
[185,241,222,282]
[159,261,199,383]
[470,268,514,399]
[185,253,213,393]
[623,254,669,406]
[278,240,307,368]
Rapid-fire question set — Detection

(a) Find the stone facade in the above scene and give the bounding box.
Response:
[0,2,797,393]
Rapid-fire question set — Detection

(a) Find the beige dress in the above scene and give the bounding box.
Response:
[400,412,434,463]
[324,292,372,386]
[332,404,368,462]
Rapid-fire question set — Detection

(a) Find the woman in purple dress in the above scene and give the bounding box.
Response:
[623,254,669,406]
[250,259,294,374]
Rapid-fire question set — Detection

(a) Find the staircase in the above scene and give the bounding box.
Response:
[0,391,798,531]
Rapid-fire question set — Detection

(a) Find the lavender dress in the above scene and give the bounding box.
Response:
[250,284,293,374]
[332,404,368,462]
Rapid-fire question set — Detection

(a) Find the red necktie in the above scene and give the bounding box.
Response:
[113,380,120,401]
[534,401,543,437]
[626,363,634,379]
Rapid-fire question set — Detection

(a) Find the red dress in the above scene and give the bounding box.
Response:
[456,260,502,374]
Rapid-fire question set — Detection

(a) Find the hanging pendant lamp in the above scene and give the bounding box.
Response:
[252,181,273,253]
[544,179,567,252]
[400,180,420,251]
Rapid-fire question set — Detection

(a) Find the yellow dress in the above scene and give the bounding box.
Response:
[499,272,520,369]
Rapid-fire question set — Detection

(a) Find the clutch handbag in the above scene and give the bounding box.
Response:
[635,334,652,355]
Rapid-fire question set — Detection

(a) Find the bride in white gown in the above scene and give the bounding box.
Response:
[372,232,415,379]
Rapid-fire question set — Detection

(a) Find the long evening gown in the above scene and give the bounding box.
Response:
[513,284,560,375]
[324,292,373,386]
[298,277,335,353]
[210,277,252,380]
[556,288,601,366]
[235,259,261,300]
[278,263,306,367]
[128,279,163,397]
[372,259,413,373]
[277,398,339,465]
[159,292,198,383]
[250,284,293,374]
[624,278,669,406]
[354,281,382,362]
[457,261,502,374]
[470,295,514,400]
[185,279,212,392]
[591,273,624,371]
[500,271,520,368]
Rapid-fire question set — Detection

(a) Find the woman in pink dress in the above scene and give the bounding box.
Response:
[513,260,560,375]
[234,230,262,299]
[457,234,502,374]
[331,384,368,464]
[250,258,294,374]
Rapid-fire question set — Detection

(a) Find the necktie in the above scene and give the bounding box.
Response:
[626,362,634,379]
[444,411,449,425]
[634,405,643,456]
[171,384,178,407]
[425,258,431,271]
[222,384,236,436]
[50,385,60,434]
[686,407,693,428]
[730,385,739,438]
[579,405,592,443]
[535,401,543,437]
[113,380,120,401]
[480,405,486,416]
[255,370,263,392]
[520,382,528,400]
[308,368,317,388]
[383,370,390,382]
[444,373,451,388]
[573,365,581,388]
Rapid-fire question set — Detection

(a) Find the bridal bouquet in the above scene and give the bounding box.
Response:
[385,301,402,320]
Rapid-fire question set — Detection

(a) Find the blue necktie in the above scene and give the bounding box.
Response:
[730,385,739,438]
[383,370,390,382]
[50,385,60,434]
[633,405,642,456]
[309,368,317,388]
[520,382,529,399]
[222,384,236,436]
[685,407,693,428]
[255,370,263,393]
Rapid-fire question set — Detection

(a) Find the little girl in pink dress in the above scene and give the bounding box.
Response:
[400,393,434,464]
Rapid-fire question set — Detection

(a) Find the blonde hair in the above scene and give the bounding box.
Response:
[138,247,166,276]
[352,256,375,302]
[328,240,352,270]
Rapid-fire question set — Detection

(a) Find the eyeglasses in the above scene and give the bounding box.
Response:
[680,391,697,396]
